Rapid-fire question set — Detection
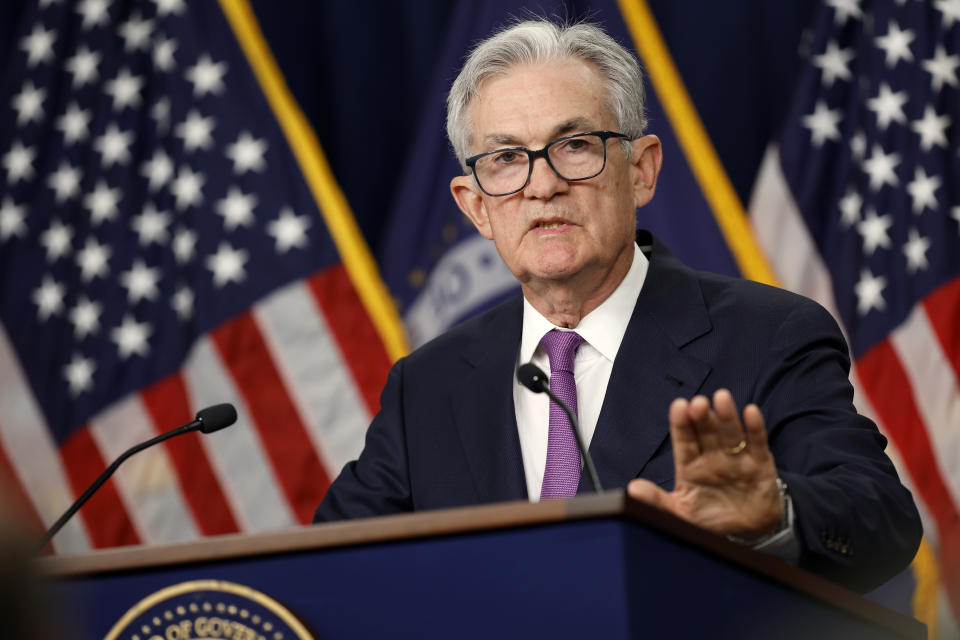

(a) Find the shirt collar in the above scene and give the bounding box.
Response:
[519,243,648,364]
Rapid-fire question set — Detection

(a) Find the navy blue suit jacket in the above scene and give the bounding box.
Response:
[315,231,921,592]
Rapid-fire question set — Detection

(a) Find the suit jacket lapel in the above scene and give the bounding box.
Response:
[586,234,713,491]
[452,297,529,502]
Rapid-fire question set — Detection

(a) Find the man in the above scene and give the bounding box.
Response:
[315,18,921,593]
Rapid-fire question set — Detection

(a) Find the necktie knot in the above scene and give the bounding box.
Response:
[540,329,584,374]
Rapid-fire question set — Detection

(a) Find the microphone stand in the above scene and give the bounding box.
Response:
[36,404,236,552]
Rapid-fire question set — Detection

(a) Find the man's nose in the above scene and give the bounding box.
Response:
[522,155,568,199]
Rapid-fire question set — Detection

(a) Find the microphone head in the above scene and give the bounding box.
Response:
[195,403,238,434]
[518,363,549,393]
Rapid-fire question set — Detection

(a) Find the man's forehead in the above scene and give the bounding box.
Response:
[468,59,610,148]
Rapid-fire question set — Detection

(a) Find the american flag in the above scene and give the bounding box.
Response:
[0,0,394,553]
[750,0,960,634]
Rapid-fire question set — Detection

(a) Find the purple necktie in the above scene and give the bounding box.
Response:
[539,329,585,500]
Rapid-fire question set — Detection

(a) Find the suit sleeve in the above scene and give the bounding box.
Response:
[313,358,413,522]
[756,298,922,592]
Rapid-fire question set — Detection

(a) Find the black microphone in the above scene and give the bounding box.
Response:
[195,403,238,434]
[518,363,603,493]
[37,403,238,552]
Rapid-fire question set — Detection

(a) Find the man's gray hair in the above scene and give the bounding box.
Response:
[446,18,647,169]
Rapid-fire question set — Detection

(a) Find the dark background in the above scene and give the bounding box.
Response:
[0,1,816,263]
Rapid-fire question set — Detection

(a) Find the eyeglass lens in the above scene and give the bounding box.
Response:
[474,134,607,195]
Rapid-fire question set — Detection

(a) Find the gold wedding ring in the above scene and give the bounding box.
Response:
[724,439,747,455]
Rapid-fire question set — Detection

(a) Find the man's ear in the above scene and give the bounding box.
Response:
[450,174,493,239]
[630,135,663,209]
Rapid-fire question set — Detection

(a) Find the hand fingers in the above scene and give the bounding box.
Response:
[671,391,759,460]
[687,394,722,451]
[712,388,738,422]
[627,478,670,510]
[669,397,700,465]
[685,391,745,453]
[712,389,747,451]
[743,403,770,457]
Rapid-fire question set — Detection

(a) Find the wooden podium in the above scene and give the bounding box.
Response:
[40,492,924,639]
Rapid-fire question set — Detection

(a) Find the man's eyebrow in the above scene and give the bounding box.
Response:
[480,118,596,151]
[549,118,592,139]
[481,133,524,149]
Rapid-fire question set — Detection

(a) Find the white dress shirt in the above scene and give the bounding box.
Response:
[514,244,648,501]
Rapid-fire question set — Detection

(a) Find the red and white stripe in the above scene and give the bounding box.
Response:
[751,145,960,624]
[88,397,200,545]
[254,277,371,479]
[0,324,90,554]
[0,264,390,553]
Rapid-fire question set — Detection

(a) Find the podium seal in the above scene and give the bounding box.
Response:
[105,579,314,640]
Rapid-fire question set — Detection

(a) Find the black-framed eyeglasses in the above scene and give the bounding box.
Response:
[465,130,630,197]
